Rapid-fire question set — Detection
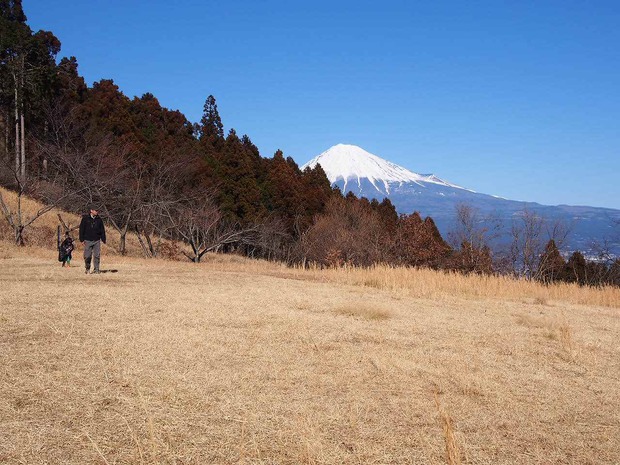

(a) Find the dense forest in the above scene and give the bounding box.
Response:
[1,0,618,286]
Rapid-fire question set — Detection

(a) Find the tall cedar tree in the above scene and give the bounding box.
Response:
[214,129,264,222]
[565,251,587,285]
[199,95,224,153]
[264,150,303,229]
[538,239,566,283]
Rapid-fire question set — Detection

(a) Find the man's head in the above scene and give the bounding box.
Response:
[89,205,99,216]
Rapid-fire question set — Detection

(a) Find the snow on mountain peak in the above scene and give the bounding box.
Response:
[301,144,466,194]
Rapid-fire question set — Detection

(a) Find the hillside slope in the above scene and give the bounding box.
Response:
[1,246,619,464]
[0,186,181,260]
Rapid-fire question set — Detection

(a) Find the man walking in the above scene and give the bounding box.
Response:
[79,206,106,274]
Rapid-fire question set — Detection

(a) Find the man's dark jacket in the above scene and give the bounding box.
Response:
[79,214,106,243]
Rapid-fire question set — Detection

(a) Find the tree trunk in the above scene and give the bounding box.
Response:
[108,216,130,255]
[4,113,8,161]
[15,226,24,246]
[17,188,23,245]
[20,110,25,180]
[0,110,8,161]
[135,227,151,258]
[20,57,26,180]
[119,221,132,255]
[14,82,20,175]
[146,233,156,257]
[42,121,48,176]
[118,231,127,255]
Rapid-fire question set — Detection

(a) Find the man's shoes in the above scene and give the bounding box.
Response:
[85,269,90,274]
[92,270,101,274]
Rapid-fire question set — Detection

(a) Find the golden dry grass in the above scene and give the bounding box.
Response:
[434,389,462,465]
[1,187,620,463]
[312,265,620,309]
[333,304,392,321]
[202,252,620,310]
[1,243,620,464]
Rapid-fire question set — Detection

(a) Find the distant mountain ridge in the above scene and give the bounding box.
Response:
[302,144,620,255]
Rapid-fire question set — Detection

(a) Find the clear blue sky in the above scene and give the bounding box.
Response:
[25,0,620,209]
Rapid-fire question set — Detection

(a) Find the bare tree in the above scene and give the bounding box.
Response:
[36,126,143,255]
[448,204,502,273]
[131,153,198,258]
[0,158,81,245]
[99,160,148,255]
[250,215,291,261]
[508,208,571,280]
[590,215,620,266]
[163,194,259,263]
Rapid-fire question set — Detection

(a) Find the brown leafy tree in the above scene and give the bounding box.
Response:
[302,195,386,267]
[394,212,451,268]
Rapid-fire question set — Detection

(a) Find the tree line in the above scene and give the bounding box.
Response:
[1,1,618,287]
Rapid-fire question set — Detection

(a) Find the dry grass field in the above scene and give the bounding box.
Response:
[1,187,620,464]
[1,240,620,465]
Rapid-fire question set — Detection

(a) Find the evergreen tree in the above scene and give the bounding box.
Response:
[0,0,26,22]
[609,259,620,286]
[565,251,587,285]
[376,198,399,232]
[538,239,566,283]
[263,149,304,231]
[199,94,224,151]
[53,57,87,106]
[393,212,451,269]
[1,1,60,178]
[213,128,264,222]
[301,164,333,217]
[241,134,259,158]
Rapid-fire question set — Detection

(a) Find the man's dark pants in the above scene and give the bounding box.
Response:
[84,240,101,272]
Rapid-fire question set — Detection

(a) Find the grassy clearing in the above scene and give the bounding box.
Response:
[1,189,620,463]
[1,244,619,464]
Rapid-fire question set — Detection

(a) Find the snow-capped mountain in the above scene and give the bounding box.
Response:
[303,144,469,195]
[302,144,620,255]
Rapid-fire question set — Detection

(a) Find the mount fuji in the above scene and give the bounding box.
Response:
[302,144,620,255]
